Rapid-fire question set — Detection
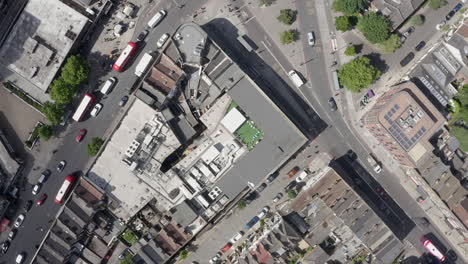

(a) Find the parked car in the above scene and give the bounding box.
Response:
[8,229,17,240]
[76,129,87,142]
[328,97,338,112]
[245,191,258,204]
[446,10,456,20]
[220,242,232,253]
[24,200,33,212]
[307,31,315,46]
[16,253,25,264]
[118,248,131,260]
[415,41,426,51]
[257,206,270,219]
[0,241,10,254]
[436,20,446,30]
[296,171,309,182]
[137,30,149,42]
[230,231,244,244]
[90,103,103,117]
[37,194,47,206]
[256,183,267,193]
[403,26,415,38]
[38,169,50,184]
[57,160,66,172]
[287,167,299,178]
[14,214,25,228]
[156,33,170,48]
[119,96,129,106]
[273,192,283,203]
[284,181,297,192]
[400,52,415,67]
[32,184,41,195]
[266,172,278,183]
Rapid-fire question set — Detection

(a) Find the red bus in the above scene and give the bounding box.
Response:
[421,236,445,261]
[72,94,94,122]
[55,175,76,204]
[113,42,138,72]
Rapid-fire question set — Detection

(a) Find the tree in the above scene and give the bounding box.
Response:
[87,137,104,156]
[429,0,447,10]
[357,12,390,43]
[179,249,189,259]
[37,125,53,140]
[335,16,352,31]
[280,30,296,45]
[41,102,65,125]
[49,79,77,104]
[60,55,89,86]
[410,15,424,26]
[237,200,246,209]
[332,0,369,15]
[378,34,401,53]
[259,0,275,7]
[338,57,381,92]
[277,9,296,25]
[344,45,356,56]
[288,189,297,199]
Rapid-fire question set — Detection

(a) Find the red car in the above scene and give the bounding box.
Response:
[37,194,47,205]
[76,129,87,142]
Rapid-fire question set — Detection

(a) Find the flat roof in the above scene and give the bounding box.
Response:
[221,107,246,133]
[216,76,307,198]
[0,0,88,92]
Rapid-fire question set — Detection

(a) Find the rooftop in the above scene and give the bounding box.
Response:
[371,0,425,30]
[0,0,88,94]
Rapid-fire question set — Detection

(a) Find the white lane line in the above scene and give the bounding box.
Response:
[261,40,288,74]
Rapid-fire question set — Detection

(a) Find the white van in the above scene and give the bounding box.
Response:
[147,10,166,28]
[288,70,304,88]
[100,77,117,95]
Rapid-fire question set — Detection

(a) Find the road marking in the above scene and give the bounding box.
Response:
[261,40,288,74]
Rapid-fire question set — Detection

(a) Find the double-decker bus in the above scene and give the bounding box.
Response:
[72,94,95,122]
[112,42,138,72]
[55,175,76,204]
[421,236,445,261]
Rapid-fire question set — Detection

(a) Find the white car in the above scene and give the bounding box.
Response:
[13,214,25,228]
[90,103,103,117]
[273,192,283,203]
[307,32,315,46]
[295,171,308,182]
[230,231,244,244]
[16,253,24,264]
[156,33,170,48]
[32,184,41,195]
[257,206,270,219]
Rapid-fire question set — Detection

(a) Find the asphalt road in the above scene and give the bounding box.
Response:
[0,0,209,262]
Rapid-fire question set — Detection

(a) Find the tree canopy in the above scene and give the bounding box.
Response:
[49,79,77,104]
[277,9,296,25]
[357,12,390,43]
[41,102,65,126]
[332,0,368,15]
[428,0,447,10]
[410,15,424,26]
[259,0,275,7]
[60,55,89,86]
[87,137,104,156]
[280,30,296,44]
[335,16,353,31]
[37,125,53,140]
[344,45,357,56]
[338,57,381,92]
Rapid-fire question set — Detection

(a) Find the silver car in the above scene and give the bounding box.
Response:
[156,33,170,49]
[307,32,315,46]
[13,214,25,228]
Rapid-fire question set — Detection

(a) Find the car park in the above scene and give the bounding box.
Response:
[90,103,103,117]
[400,52,415,67]
[415,41,426,51]
[230,231,244,244]
[119,95,129,106]
[16,253,25,264]
[0,241,10,254]
[37,194,47,206]
[137,30,149,42]
[156,33,170,48]
[328,97,338,112]
[76,129,87,142]
[307,32,315,46]
[32,184,41,195]
[24,200,33,212]
[273,192,283,203]
[8,229,17,240]
[14,214,25,228]
[57,160,66,172]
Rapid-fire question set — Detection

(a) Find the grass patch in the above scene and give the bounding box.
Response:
[121,253,134,264]
[3,82,43,112]
[227,100,238,113]
[234,120,264,151]
[121,229,138,246]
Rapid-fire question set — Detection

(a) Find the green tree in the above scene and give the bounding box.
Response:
[410,15,424,26]
[378,34,401,53]
[280,29,296,44]
[121,254,134,264]
[49,79,77,104]
[335,16,352,31]
[37,125,53,140]
[260,219,265,228]
[87,137,104,156]
[179,250,189,259]
[288,189,297,199]
[429,0,447,10]
[60,55,89,86]
[237,199,246,209]
[338,57,381,92]
[332,0,369,15]
[259,0,275,6]
[41,102,65,125]
[344,45,356,56]
[357,12,390,43]
[277,9,296,25]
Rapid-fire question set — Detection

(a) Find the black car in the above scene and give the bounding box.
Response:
[24,200,33,212]
[0,241,10,254]
[119,96,129,106]
[256,183,267,192]
[446,10,456,20]
[137,30,149,42]
[8,229,17,240]
[245,191,258,204]
[400,52,415,67]
[415,41,426,51]
[266,172,278,183]
[328,97,337,112]
[284,181,297,192]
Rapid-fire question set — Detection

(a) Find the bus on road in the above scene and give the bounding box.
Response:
[72,94,94,122]
[55,175,76,204]
[113,42,138,72]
